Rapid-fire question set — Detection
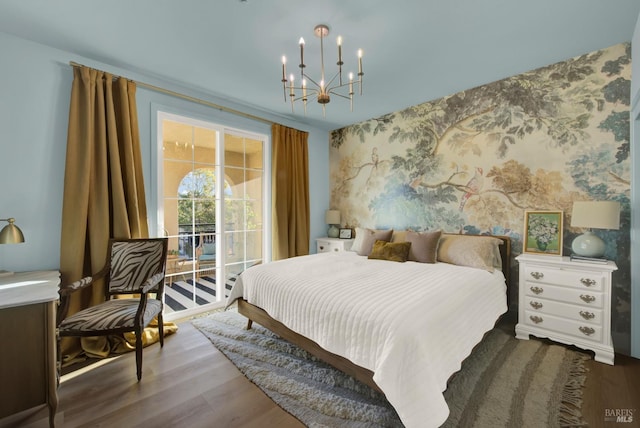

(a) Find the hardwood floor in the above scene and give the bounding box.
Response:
[47,316,640,427]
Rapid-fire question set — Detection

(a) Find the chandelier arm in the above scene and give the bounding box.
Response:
[323,70,341,91]
[328,91,352,101]
[301,74,322,90]
[289,91,319,103]
[327,80,362,91]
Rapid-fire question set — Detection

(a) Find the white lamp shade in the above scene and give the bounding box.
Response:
[570,201,620,230]
[325,210,341,225]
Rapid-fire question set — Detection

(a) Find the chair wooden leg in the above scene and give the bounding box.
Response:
[136,328,143,381]
[158,313,164,347]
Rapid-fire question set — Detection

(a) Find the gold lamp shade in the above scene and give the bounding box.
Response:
[0,218,25,244]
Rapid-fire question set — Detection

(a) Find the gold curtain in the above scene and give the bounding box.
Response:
[271,123,310,260]
[59,66,175,363]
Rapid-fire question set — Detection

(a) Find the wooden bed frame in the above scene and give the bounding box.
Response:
[237,235,512,393]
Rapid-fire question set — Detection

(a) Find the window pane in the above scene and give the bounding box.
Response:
[162,120,193,162]
[245,138,263,169]
[247,200,262,230]
[246,230,262,261]
[225,134,244,167]
[193,127,217,166]
[225,167,245,199]
[225,199,245,232]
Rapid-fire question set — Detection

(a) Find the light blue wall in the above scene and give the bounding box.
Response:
[630,12,640,358]
[0,31,329,274]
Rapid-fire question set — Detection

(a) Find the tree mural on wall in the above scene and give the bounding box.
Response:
[330,43,632,352]
[331,44,630,236]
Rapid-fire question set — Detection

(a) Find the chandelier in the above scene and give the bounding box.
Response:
[280,24,363,116]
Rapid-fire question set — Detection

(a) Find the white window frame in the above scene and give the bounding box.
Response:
[156,111,270,321]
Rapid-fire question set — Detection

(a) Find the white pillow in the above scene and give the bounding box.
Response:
[350,227,367,252]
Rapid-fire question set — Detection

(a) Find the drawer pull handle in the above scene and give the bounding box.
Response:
[579,311,595,320]
[580,294,596,303]
[530,286,543,295]
[529,301,543,310]
[579,326,595,336]
[530,271,544,280]
[333,248,339,252]
[529,315,543,324]
[319,246,325,251]
[580,278,596,287]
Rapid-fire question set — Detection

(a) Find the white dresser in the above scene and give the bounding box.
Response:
[515,254,617,365]
[0,271,60,427]
[316,237,354,254]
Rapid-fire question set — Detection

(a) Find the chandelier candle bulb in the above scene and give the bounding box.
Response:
[281,56,287,101]
[358,49,364,95]
[299,38,305,72]
[281,56,287,80]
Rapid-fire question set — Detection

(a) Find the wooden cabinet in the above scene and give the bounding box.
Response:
[515,254,617,365]
[0,271,60,427]
[316,237,354,254]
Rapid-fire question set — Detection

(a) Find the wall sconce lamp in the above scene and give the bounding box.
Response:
[325,210,341,238]
[0,218,25,244]
[570,201,620,258]
[0,218,25,277]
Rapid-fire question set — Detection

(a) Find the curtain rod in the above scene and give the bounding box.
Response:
[69,61,273,125]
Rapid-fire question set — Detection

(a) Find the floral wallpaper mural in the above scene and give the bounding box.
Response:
[329,43,632,354]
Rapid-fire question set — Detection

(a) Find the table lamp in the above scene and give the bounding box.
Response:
[325,210,341,238]
[570,201,620,258]
[0,217,25,276]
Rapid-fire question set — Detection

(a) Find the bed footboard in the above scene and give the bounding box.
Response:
[237,299,382,393]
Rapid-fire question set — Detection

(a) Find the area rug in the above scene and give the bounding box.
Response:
[192,311,589,428]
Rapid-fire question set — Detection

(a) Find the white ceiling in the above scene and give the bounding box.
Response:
[1,0,638,131]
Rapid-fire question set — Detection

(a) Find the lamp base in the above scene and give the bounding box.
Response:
[327,225,339,238]
[571,231,605,258]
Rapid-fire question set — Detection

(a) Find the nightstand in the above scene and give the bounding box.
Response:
[316,237,354,253]
[515,254,617,365]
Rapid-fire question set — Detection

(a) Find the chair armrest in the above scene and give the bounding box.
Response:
[59,276,94,296]
[58,265,108,296]
[141,272,166,294]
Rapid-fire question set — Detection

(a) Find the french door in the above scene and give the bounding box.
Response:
[157,112,266,320]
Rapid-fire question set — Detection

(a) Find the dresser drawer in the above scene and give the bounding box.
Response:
[523,265,604,291]
[524,282,603,308]
[524,310,602,342]
[524,297,603,325]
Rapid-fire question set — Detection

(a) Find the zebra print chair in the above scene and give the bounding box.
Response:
[57,238,169,381]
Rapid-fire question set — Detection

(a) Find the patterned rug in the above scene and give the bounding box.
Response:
[192,311,589,428]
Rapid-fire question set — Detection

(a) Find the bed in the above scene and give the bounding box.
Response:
[225,232,511,428]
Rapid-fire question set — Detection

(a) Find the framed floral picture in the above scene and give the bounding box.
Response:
[523,210,563,256]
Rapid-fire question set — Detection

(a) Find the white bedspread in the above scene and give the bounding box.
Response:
[226,251,507,428]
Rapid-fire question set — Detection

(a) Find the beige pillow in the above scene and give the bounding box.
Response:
[405,230,442,263]
[357,229,394,256]
[391,230,408,243]
[437,234,503,272]
[368,240,412,262]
